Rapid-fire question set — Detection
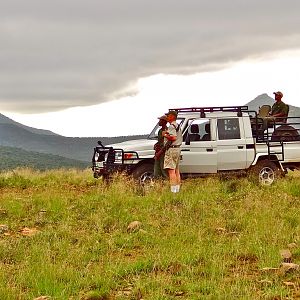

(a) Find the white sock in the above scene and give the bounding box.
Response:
[171,185,177,193]
[176,185,180,192]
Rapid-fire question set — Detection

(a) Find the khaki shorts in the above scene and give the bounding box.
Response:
[164,148,181,170]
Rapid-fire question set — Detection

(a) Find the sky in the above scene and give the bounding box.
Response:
[1,0,300,137]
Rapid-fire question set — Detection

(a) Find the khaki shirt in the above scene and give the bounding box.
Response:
[167,121,183,146]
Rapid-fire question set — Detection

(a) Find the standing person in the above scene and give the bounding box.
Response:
[153,115,168,179]
[163,110,183,193]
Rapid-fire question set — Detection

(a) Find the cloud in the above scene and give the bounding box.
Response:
[1,0,300,113]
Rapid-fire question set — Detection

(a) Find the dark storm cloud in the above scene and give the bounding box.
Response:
[1,0,300,113]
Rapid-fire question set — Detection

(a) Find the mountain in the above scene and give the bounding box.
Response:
[0,146,88,170]
[246,93,274,111]
[0,114,147,162]
[0,113,58,136]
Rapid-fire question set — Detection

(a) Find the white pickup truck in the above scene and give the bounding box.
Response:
[92,106,300,185]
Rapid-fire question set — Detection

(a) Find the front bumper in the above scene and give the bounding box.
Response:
[92,162,137,178]
[92,146,140,178]
[105,162,136,174]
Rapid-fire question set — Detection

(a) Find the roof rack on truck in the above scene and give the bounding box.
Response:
[169,105,249,118]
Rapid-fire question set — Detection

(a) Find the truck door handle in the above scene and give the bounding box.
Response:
[206,148,213,152]
[181,149,190,152]
[237,146,244,149]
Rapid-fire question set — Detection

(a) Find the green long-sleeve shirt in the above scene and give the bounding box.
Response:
[271,101,288,116]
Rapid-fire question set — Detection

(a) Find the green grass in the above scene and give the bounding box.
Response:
[1,169,300,299]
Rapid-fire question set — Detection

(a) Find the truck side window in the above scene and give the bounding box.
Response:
[186,119,211,142]
[217,118,241,140]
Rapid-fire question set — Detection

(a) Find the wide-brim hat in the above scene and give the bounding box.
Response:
[158,115,168,121]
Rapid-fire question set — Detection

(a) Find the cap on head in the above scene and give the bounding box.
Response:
[166,110,178,118]
[273,91,283,98]
[158,115,168,121]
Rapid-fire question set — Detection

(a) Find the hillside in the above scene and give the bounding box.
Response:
[0,113,58,136]
[0,122,147,162]
[0,146,89,170]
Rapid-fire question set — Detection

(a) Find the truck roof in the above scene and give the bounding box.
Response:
[172,105,250,119]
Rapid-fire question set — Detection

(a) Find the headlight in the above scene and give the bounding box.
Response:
[94,152,99,161]
[111,150,138,163]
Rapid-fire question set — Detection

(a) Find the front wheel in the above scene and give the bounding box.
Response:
[132,164,154,185]
[249,160,282,185]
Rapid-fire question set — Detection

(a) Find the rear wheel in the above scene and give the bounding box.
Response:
[132,164,154,185]
[250,160,282,185]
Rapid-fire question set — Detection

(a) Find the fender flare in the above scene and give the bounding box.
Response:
[252,154,284,172]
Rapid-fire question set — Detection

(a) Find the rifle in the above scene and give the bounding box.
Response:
[154,140,172,160]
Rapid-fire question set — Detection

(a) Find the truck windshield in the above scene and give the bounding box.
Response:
[148,118,185,140]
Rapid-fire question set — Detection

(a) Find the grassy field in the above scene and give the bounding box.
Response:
[1,169,300,299]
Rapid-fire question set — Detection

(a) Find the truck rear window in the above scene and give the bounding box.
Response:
[217,118,241,140]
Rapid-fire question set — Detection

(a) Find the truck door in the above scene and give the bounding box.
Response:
[216,117,247,170]
[180,119,217,173]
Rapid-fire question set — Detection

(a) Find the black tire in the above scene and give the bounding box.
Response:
[132,164,154,185]
[249,160,282,185]
[271,125,300,142]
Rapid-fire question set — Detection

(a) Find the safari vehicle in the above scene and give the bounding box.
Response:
[92,105,300,185]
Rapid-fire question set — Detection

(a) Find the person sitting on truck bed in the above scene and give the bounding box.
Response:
[262,91,289,130]
[268,91,289,122]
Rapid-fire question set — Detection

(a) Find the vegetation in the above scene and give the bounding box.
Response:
[1,169,300,299]
[0,146,89,170]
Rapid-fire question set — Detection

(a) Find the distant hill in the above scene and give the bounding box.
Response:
[0,112,147,162]
[0,123,147,162]
[0,113,58,136]
[0,146,89,171]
